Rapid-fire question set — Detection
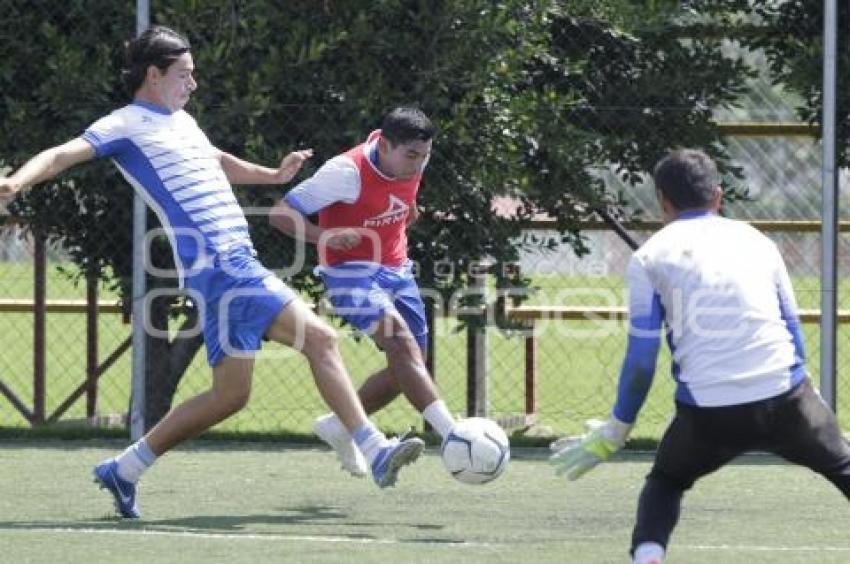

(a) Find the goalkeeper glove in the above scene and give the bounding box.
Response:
[549,416,633,480]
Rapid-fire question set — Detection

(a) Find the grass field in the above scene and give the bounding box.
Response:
[0,440,848,564]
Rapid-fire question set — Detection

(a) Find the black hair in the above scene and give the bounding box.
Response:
[122,26,191,95]
[380,107,435,146]
[652,149,720,210]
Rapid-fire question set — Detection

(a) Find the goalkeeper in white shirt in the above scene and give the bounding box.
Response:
[550,149,850,564]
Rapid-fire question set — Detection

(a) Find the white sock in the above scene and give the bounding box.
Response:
[633,542,665,564]
[422,400,455,438]
[323,413,350,438]
[115,438,157,483]
[352,423,389,465]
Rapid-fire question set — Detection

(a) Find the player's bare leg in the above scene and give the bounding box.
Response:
[265,299,424,486]
[314,366,398,477]
[313,311,454,477]
[356,366,401,413]
[370,312,453,437]
[370,319,431,409]
[264,298,371,431]
[145,356,255,455]
[94,355,255,518]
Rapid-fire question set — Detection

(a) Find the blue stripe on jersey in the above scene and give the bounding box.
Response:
[132,100,171,115]
[156,157,212,175]
[194,211,246,227]
[111,145,204,277]
[161,166,213,184]
[169,178,211,197]
[778,288,807,387]
[83,133,130,160]
[175,190,223,207]
[613,292,664,424]
[668,331,697,405]
[146,149,174,160]
[283,192,312,215]
[85,130,105,146]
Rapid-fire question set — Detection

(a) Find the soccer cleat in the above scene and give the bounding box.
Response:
[313,414,368,478]
[93,459,141,519]
[371,436,425,488]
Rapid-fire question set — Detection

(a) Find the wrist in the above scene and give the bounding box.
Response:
[1,178,21,192]
[602,415,633,447]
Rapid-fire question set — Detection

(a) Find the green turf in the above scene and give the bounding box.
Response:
[0,441,848,563]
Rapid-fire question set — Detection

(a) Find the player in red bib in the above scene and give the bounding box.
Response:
[271,107,456,476]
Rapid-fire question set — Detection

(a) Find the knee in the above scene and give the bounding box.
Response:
[379,333,414,358]
[212,384,251,416]
[232,388,252,412]
[376,316,417,356]
[646,469,693,493]
[301,320,340,359]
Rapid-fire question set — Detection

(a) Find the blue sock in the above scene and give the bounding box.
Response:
[353,423,386,465]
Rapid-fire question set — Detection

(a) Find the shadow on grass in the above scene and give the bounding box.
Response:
[0,504,449,540]
[0,426,443,450]
[0,426,819,468]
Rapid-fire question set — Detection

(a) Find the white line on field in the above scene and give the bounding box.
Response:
[5,527,850,554]
[3,527,497,548]
[680,544,850,553]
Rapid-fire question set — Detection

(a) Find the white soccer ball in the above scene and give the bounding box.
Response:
[441,417,510,484]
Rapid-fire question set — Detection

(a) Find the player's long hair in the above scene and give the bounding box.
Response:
[122,26,191,96]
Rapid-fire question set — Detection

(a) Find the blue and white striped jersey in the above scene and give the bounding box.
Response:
[82,100,253,284]
[613,211,806,422]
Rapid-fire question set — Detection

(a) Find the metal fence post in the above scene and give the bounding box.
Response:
[86,271,98,418]
[33,233,46,425]
[466,260,491,417]
[820,0,838,411]
[130,0,150,440]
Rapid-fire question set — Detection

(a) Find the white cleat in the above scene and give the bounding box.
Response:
[313,413,368,478]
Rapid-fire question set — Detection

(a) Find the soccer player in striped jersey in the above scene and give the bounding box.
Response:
[549,149,850,564]
[0,26,423,518]
[270,107,456,478]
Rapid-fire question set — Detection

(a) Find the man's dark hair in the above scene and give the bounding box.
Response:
[653,149,720,210]
[122,26,191,95]
[380,107,435,146]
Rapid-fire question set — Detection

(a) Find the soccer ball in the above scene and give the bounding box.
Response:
[441,417,510,484]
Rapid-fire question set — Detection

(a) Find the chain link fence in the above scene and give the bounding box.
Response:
[1,2,848,441]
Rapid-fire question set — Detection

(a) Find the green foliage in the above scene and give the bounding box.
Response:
[511,2,753,248]
[1,0,761,299]
[0,0,137,296]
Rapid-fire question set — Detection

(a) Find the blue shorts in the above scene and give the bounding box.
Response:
[186,246,297,366]
[319,261,428,350]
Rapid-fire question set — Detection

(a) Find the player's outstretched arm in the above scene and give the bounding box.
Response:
[269,199,362,251]
[549,259,660,481]
[549,416,633,480]
[269,199,322,244]
[0,138,95,209]
[219,149,313,185]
